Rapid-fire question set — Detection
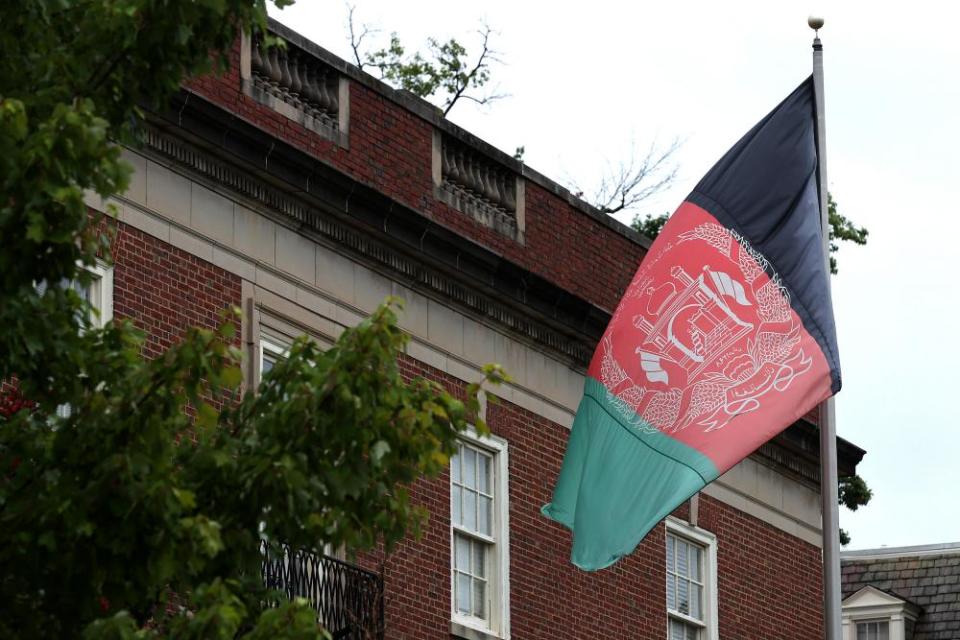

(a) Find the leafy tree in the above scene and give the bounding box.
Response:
[631,192,867,275]
[0,1,503,638]
[347,5,503,116]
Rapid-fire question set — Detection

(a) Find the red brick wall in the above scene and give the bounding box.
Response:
[186,40,646,312]
[358,355,824,640]
[112,221,241,358]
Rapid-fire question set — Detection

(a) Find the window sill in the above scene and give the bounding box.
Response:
[450,620,503,640]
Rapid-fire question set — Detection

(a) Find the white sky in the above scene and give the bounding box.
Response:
[271,0,960,550]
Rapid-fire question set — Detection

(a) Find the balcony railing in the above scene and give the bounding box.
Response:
[261,541,384,640]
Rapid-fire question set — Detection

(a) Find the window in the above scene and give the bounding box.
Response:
[841,584,920,640]
[856,621,889,640]
[666,518,717,640]
[450,431,509,639]
[258,334,290,381]
[35,261,113,328]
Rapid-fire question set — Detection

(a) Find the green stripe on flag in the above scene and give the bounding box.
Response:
[541,377,720,571]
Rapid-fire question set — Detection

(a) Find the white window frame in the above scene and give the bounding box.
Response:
[665,517,718,640]
[450,427,510,640]
[85,261,114,327]
[257,332,290,384]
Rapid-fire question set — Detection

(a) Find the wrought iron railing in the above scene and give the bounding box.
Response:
[260,541,384,640]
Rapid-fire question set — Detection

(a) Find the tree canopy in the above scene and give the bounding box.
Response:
[0,1,503,637]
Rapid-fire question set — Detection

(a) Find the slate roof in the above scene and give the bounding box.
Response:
[842,543,960,639]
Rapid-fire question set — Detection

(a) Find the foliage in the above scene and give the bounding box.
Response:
[827,193,868,275]
[632,212,670,242]
[838,473,873,546]
[0,0,504,637]
[631,192,867,275]
[348,5,503,115]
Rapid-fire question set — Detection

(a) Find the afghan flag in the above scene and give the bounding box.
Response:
[541,77,840,570]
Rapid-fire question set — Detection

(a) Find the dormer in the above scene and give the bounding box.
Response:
[841,585,921,640]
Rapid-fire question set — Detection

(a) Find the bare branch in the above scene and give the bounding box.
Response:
[346,3,377,70]
[576,139,681,216]
[442,24,504,116]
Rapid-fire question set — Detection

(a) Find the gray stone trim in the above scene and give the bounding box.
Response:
[450,620,503,640]
[139,125,594,367]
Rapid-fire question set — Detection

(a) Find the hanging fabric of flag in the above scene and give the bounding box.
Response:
[541,77,841,571]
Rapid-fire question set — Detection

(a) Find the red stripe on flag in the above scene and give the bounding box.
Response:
[587,202,833,474]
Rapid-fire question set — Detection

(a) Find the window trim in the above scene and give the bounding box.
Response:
[257,333,290,384]
[450,427,510,640]
[86,261,114,327]
[665,517,718,640]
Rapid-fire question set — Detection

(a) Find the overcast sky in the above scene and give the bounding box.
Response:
[271,0,960,550]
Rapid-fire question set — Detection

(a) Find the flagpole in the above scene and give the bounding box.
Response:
[809,15,842,640]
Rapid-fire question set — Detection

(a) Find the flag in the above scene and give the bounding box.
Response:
[541,77,840,571]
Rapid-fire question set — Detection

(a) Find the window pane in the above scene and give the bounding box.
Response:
[689,583,702,620]
[456,572,471,614]
[667,535,675,572]
[690,546,702,582]
[666,574,677,610]
[455,535,470,571]
[473,541,486,578]
[479,496,492,536]
[669,619,698,640]
[878,622,889,640]
[677,578,689,615]
[261,356,275,375]
[463,448,477,490]
[478,453,491,493]
[452,486,462,526]
[856,623,866,640]
[473,578,486,619]
[452,448,461,484]
[677,540,689,577]
[463,489,477,531]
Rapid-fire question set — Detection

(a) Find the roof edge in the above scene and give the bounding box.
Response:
[265,17,653,250]
[842,541,960,560]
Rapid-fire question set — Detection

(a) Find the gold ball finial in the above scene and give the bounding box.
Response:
[808,15,825,31]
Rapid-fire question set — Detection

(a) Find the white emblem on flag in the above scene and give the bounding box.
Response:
[637,351,669,384]
[708,270,751,306]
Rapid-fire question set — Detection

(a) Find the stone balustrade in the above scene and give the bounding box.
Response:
[439,135,521,239]
[250,34,341,128]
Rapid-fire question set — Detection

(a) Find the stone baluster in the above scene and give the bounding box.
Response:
[278,49,293,98]
[251,38,266,79]
[265,46,283,96]
[325,73,339,114]
[501,173,516,212]
[288,50,303,107]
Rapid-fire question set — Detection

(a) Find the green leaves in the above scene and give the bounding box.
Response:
[1,1,506,637]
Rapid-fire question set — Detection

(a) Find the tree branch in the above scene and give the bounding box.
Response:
[346,3,377,70]
[442,25,502,115]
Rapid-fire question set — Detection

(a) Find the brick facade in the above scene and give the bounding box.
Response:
[186,40,644,313]
[103,186,827,640]
[112,221,241,359]
[95,23,844,640]
[350,354,824,640]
